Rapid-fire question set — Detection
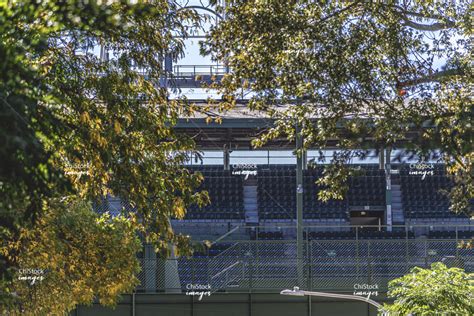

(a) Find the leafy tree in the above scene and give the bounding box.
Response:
[8,200,141,315]
[203,0,473,215]
[380,262,474,315]
[1,0,207,313]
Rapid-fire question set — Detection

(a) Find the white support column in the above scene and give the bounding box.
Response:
[165,245,181,293]
[303,150,308,170]
[144,244,157,292]
[223,146,230,170]
[379,149,385,170]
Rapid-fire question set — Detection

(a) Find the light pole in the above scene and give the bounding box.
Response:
[295,120,304,288]
[280,287,384,311]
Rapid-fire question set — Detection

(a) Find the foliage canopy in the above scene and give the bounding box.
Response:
[1,0,206,313]
[204,0,473,214]
[381,262,473,315]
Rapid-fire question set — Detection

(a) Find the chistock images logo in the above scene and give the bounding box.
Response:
[17,268,46,286]
[185,283,212,301]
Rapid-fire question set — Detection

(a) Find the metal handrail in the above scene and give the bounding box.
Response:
[211,261,242,280]
[212,242,241,260]
[173,64,228,77]
[209,225,241,246]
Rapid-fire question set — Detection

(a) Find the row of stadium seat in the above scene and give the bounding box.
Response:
[306,231,415,240]
[428,231,473,239]
[257,167,386,220]
[185,168,245,220]
[258,210,349,220]
[257,231,284,240]
[185,212,243,220]
[400,172,471,219]
[182,165,471,221]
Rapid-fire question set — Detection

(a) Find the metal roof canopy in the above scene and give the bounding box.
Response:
[175,103,428,150]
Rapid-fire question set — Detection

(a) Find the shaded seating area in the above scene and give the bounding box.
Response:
[307,230,414,240]
[257,165,296,220]
[185,166,244,220]
[258,165,386,221]
[257,231,284,240]
[400,165,471,219]
[428,230,473,239]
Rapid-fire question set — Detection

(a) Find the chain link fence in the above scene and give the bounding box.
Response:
[135,237,473,293]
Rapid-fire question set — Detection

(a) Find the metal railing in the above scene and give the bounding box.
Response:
[168,224,473,241]
[173,64,228,78]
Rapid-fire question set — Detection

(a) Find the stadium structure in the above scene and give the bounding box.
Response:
[73,2,473,316]
[76,89,474,316]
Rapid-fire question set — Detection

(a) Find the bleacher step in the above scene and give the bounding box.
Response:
[243,184,259,224]
[391,181,405,224]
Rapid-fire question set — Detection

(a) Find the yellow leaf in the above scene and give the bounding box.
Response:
[114,120,122,134]
[80,112,90,123]
[172,197,186,219]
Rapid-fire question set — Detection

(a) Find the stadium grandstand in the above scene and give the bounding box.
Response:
[82,102,473,316]
[73,1,472,315]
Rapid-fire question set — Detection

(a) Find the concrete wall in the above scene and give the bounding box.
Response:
[74,293,387,316]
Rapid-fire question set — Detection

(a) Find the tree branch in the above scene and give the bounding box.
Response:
[384,4,456,31]
[397,68,463,88]
[385,4,456,20]
[402,19,456,31]
[392,5,451,21]
[315,0,363,24]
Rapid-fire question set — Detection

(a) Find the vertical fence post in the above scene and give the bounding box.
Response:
[239,242,244,284]
[309,238,313,291]
[455,226,459,259]
[207,255,210,290]
[296,119,305,288]
[132,292,135,316]
[424,238,428,268]
[192,257,195,287]
[308,295,312,316]
[249,245,253,291]
[405,227,409,274]
[367,240,371,285]
[356,227,360,278]
[254,242,258,291]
